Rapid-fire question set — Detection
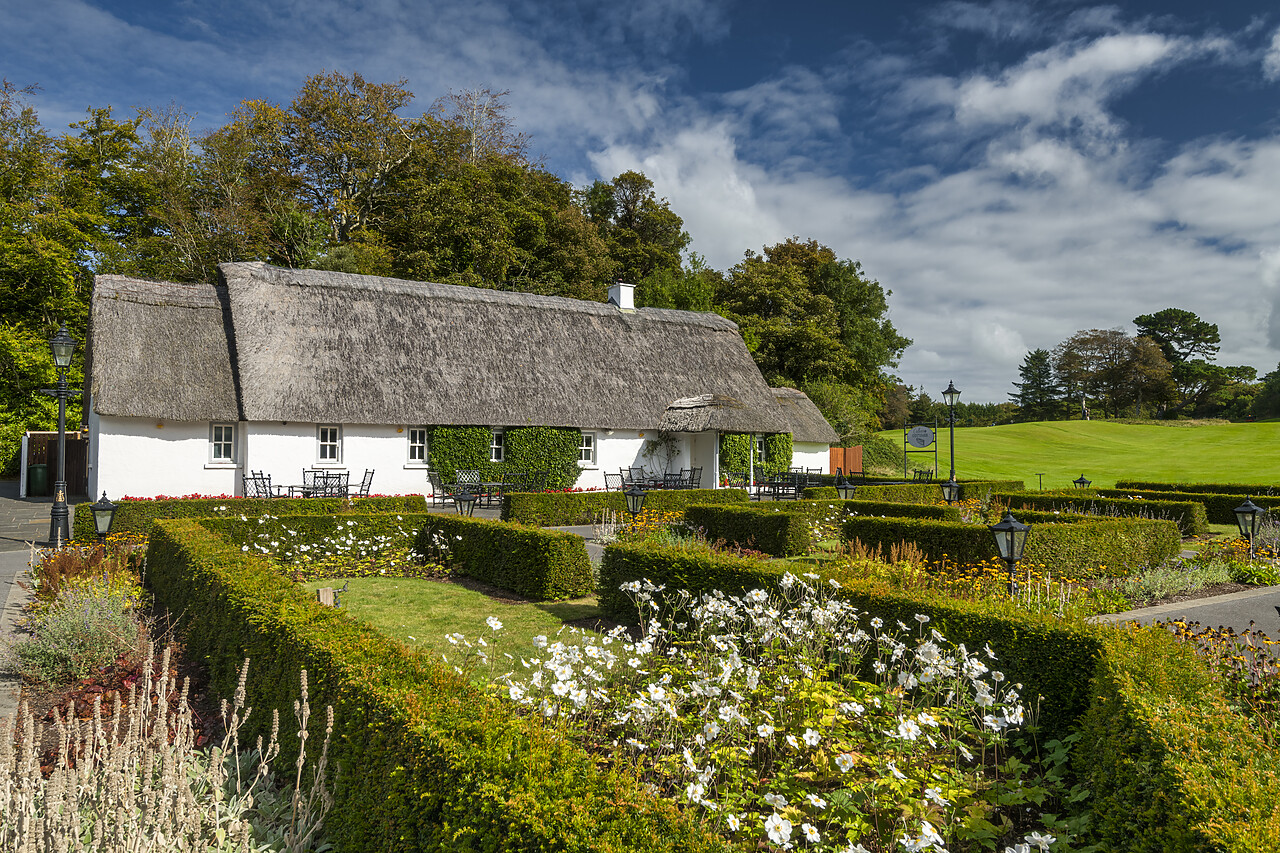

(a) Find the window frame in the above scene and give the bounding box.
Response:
[317,425,343,464]
[578,431,596,466]
[490,429,505,463]
[209,422,236,465]
[407,427,429,466]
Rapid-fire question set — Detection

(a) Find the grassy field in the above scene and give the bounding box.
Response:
[303,577,605,662]
[878,419,1280,487]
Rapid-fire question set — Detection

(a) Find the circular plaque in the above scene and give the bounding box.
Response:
[906,426,935,448]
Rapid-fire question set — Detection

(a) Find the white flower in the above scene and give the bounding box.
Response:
[805,793,827,810]
[763,792,788,809]
[870,617,884,629]
[924,787,949,807]
[757,723,775,738]
[780,572,797,589]
[786,733,800,749]
[802,823,820,843]
[803,728,821,746]
[896,717,922,741]
[532,635,548,648]
[887,761,907,780]
[486,616,503,631]
[684,781,705,802]
[508,684,525,701]
[726,813,741,831]
[1026,831,1055,851]
[765,814,792,845]
[835,752,855,772]
[914,613,929,624]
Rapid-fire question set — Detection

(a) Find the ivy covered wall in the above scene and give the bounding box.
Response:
[428,424,582,489]
[718,433,792,477]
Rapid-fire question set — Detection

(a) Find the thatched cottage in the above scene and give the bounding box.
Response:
[85,262,837,499]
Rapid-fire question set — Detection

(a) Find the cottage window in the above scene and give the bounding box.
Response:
[490,429,504,463]
[210,423,235,463]
[408,428,428,464]
[318,425,343,463]
[578,432,596,465]
[755,436,767,465]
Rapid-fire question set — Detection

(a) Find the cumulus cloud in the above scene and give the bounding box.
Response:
[1264,27,1280,81]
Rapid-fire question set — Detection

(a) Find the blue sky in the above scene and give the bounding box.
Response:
[5,0,1280,402]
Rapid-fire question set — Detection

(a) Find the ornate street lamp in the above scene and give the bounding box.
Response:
[1234,497,1263,562]
[90,492,117,544]
[941,478,961,505]
[834,468,857,501]
[44,323,78,546]
[941,380,960,482]
[453,487,479,517]
[1073,474,1092,489]
[989,512,1031,598]
[624,485,647,520]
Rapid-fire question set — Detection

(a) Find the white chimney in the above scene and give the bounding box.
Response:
[608,281,635,310]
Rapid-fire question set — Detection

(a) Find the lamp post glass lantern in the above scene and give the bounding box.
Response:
[941,380,960,481]
[46,323,78,546]
[625,485,647,519]
[941,478,961,505]
[453,487,479,517]
[90,492,117,542]
[988,512,1030,598]
[834,468,856,501]
[1234,497,1263,561]
[1073,474,1091,489]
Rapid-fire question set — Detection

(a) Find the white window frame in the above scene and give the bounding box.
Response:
[755,436,767,465]
[407,427,429,465]
[318,425,343,464]
[578,431,596,466]
[209,423,236,464]
[490,429,504,463]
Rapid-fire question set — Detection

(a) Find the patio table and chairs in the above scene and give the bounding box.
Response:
[289,470,350,497]
[243,471,284,498]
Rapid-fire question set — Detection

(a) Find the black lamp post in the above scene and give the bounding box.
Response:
[834,468,857,501]
[453,487,479,517]
[90,492,117,544]
[941,380,960,482]
[45,323,78,546]
[1073,474,1092,489]
[941,478,961,505]
[1234,497,1263,562]
[989,512,1031,598]
[624,485,647,520]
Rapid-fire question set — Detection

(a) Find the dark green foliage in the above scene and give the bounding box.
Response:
[144,520,727,853]
[503,426,582,490]
[761,433,793,475]
[841,515,1181,576]
[1115,480,1280,497]
[684,505,813,557]
[1099,488,1280,525]
[1010,348,1064,421]
[199,512,425,553]
[842,500,962,522]
[994,491,1211,535]
[72,495,427,541]
[502,488,748,526]
[860,434,900,472]
[415,515,593,600]
[718,432,790,477]
[846,483,941,504]
[804,486,839,499]
[427,425,493,483]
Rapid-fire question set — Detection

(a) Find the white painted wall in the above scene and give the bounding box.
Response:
[243,422,433,497]
[792,442,830,474]
[91,415,241,499]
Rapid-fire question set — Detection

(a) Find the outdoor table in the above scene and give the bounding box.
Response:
[481,482,511,507]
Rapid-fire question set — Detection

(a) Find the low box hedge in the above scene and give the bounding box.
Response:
[992,491,1211,536]
[684,505,814,557]
[415,515,594,600]
[502,488,748,526]
[74,495,428,541]
[145,520,726,853]
[841,515,1181,577]
[200,512,426,559]
[1115,480,1280,498]
[1098,488,1280,525]
[839,480,1024,505]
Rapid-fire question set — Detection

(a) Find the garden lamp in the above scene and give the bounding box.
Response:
[625,485,647,520]
[940,478,961,505]
[941,380,960,481]
[453,487,479,517]
[1073,474,1091,489]
[90,492,117,543]
[835,468,857,501]
[44,322,79,546]
[1234,497,1263,561]
[988,512,1031,599]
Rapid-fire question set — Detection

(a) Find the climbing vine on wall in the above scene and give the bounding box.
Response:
[718,433,792,477]
[504,426,581,490]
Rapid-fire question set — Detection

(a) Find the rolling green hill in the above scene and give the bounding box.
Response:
[876,420,1280,488]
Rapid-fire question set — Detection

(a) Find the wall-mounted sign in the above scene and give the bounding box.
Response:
[906,426,935,448]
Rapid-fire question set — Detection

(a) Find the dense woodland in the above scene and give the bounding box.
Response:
[0,72,910,474]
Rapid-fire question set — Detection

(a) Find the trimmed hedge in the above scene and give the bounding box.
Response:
[145,521,727,853]
[1116,480,1280,497]
[993,491,1211,536]
[841,515,1181,577]
[684,505,813,557]
[841,480,1024,505]
[1098,488,1280,525]
[200,512,426,554]
[502,489,749,526]
[73,495,428,541]
[415,515,594,600]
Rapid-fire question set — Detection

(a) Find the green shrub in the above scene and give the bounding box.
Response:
[683,505,813,557]
[1115,480,1280,497]
[427,425,493,483]
[1098,488,1280,525]
[718,433,791,476]
[849,482,942,504]
[994,491,1211,536]
[803,486,839,499]
[503,489,749,526]
[415,515,594,600]
[861,434,899,471]
[841,515,1181,577]
[73,495,427,541]
[144,521,726,853]
[1,578,143,684]
[503,426,582,490]
[200,513,425,562]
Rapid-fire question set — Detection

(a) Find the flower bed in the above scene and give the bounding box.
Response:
[992,490,1211,536]
[502,488,748,526]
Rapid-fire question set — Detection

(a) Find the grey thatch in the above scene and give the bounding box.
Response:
[772,388,840,445]
[657,394,788,434]
[90,262,789,433]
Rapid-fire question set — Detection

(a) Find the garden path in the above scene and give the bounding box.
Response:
[0,479,46,731]
[1095,583,1280,637]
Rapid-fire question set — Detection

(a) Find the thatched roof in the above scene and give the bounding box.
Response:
[90,262,790,433]
[657,394,784,434]
[773,388,840,445]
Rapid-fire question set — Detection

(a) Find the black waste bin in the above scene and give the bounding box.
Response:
[28,463,48,497]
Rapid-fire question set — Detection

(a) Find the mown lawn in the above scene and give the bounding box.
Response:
[879,419,1280,487]
[302,577,606,662]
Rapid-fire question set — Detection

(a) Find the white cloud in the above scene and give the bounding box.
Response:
[1264,27,1280,81]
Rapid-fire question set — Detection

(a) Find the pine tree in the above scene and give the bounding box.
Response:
[1010,349,1063,421]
